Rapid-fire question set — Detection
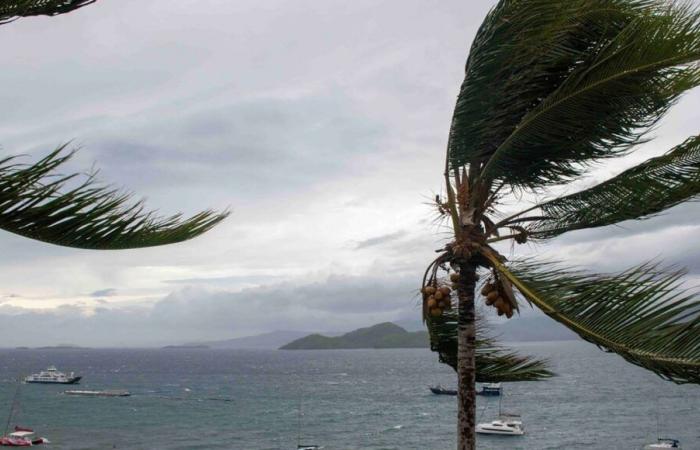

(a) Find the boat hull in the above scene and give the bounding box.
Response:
[475,427,524,436]
[25,376,81,385]
[429,387,457,396]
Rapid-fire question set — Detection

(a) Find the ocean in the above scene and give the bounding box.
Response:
[0,341,698,449]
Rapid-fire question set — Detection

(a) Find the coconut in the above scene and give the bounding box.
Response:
[434,291,444,301]
[450,273,460,282]
[486,291,499,302]
[423,286,437,296]
[505,308,514,319]
[497,308,504,317]
[439,286,451,296]
[481,283,495,296]
[494,297,506,311]
[430,308,443,317]
[427,297,438,309]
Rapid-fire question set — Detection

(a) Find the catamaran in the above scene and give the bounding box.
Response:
[475,385,524,436]
[644,438,682,449]
[0,428,50,447]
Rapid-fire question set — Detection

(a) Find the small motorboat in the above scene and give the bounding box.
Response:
[429,385,457,396]
[477,383,502,396]
[644,438,682,449]
[0,428,50,447]
[475,415,524,436]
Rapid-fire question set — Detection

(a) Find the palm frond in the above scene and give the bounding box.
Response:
[514,135,700,238]
[427,311,553,382]
[0,0,95,24]
[485,255,700,384]
[450,0,700,188]
[0,146,228,249]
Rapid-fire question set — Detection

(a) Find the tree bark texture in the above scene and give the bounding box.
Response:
[457,263,477,450]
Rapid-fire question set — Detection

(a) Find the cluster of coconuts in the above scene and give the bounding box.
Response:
[480,281,514,318]
[423,284,453,318]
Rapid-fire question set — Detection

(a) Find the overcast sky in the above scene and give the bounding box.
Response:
[1,0,699,347]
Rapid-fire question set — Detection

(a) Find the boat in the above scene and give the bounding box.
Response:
[477,383,502,396]
[0,429,50,447]
[1,382,50,446]
[644,438,682,449]
[475,415,525,436]
[24,366,81,384]
[429,385,457,396]
[296,397,321,450]
[475,385,524,436]
[64,389,130,397]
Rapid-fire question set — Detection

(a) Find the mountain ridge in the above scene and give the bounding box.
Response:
[279,322,429,350]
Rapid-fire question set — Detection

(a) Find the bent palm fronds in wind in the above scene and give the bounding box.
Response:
[0,0,95,24]
[501,136,700,238]
[427,311,553,382]
[0,146,229,249]
[423,0,700,447]
[485,255,700,384]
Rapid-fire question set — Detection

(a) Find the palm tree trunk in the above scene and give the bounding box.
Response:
[457,263,477,450]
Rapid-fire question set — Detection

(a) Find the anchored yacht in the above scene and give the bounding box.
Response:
[24,366,81,384]
[476,414,525,436]
[644,438,681,449]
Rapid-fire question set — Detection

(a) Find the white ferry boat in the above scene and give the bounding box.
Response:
[24,366,81,384]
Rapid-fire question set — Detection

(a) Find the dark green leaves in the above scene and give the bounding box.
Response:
[449,0,700,188]
[521,135,700,238]
[0,146,228,249]
[427,311,553,382]
[0,0,95,24]
[491,258,700,384]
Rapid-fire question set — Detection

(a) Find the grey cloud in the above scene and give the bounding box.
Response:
[355,230,407,250]
[90,288,117,298]
[0,274,421,347]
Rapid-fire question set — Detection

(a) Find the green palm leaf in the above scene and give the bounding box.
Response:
[485,255,700,384]
[0,0,95,24]
[427,311,553,382]
[0,146,228,249]
[508,135,700,238]
[450,0,700,188]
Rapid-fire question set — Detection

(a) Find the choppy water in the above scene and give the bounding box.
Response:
[0,341,698,449]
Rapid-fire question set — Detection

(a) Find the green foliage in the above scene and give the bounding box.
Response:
[0,0,95,24]
[449,0,700,188]
[517,135,700,238]
[280,322,429,350]
[491,258,700,384]
[427,311,553,382]
[0,146,228,249]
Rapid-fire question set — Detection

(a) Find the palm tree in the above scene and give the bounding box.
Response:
[1,0,227,249]
[421,1,700,448]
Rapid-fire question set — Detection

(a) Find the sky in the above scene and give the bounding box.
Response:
[1,0,699,347]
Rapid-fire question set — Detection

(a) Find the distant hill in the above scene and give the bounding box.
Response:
[162,345,210,350]
[280,322,429,350]
[185,330,313,349]
[493,315,578,342]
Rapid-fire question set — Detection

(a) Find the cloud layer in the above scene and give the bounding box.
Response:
[0,0,699,346]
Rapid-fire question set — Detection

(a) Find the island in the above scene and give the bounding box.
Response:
[161,344,210,350]
[279,322,429,350]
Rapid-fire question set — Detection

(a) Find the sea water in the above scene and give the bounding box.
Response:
[0,341,698,449]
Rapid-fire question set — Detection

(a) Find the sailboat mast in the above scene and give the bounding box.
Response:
[4,379,21,436]
[297,396,302,448]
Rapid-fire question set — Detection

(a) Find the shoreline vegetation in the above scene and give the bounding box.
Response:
[280,322,428,350]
